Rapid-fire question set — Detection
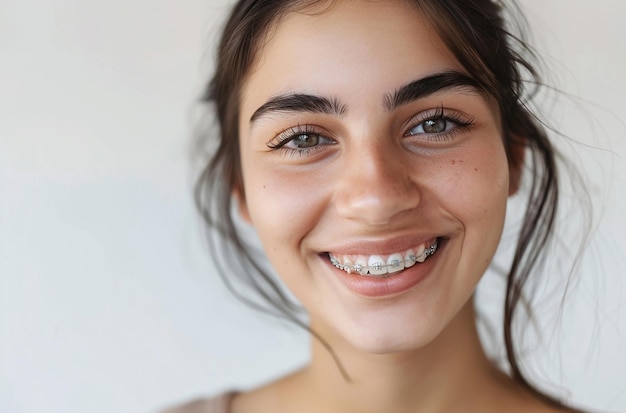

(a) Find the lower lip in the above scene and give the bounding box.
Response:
[324,240,444,298]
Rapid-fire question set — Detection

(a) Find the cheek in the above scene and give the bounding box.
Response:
[243,167,327,250]
[242,169,330,302]
[442,143,509,208]
[428,142,510,262]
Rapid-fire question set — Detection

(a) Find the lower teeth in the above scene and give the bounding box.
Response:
[329,240,439,278]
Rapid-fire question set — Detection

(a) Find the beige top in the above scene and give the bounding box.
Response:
[160,393,234,413]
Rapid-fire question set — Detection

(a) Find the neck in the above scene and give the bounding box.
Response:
[297,301,504,413]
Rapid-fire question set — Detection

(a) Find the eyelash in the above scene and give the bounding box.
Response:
[266,107,475,157]
[266,124,335,157]
[403,106,475,142]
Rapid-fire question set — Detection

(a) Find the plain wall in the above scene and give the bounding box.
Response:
[1,1,625,412]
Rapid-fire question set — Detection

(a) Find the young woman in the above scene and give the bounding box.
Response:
[164,0,588,411]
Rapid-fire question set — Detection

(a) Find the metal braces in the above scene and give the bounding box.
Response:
[329,241,438,278]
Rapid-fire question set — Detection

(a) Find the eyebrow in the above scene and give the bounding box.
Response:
[383,71,483,111]
[250,94,347,123]
[249,70,483,124]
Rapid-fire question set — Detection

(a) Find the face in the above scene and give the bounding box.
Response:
[237,0,513,354]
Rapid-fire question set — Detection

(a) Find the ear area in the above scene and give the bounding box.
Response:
[508,136,526,196]
[233,189,252,224]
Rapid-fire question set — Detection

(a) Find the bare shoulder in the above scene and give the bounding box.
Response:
[483,370,586,413]
[230,370,306,413]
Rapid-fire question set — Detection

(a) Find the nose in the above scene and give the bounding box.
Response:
[333,141,421,226]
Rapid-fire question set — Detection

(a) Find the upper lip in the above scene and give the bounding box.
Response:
[321,233,443,256]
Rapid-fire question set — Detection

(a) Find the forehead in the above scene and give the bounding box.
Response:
[240,0,464,119]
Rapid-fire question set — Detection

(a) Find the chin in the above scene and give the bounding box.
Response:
[327,307,446,356]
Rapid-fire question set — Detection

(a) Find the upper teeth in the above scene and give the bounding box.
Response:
[329,240,439,278]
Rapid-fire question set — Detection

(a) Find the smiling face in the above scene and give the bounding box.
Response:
[237,0,513,353]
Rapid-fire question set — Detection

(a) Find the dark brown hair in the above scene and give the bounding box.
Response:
[196,0,574,409]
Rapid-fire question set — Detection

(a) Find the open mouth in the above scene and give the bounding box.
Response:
[327,238,440,278]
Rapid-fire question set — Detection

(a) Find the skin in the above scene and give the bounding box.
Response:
[232,1,567,412]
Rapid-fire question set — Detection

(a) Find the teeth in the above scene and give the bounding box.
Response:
[329,239,439,278]
[354,258,367,275]
[387,253,404,273]
[404,250,416,268]
[368,255,387,276]
[415,244,426,263]
[343,257,353,274]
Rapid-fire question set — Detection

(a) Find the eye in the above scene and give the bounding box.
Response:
[284,133,324,149]
[403,107,474,142]
[267,125,336,157]
[407,117,457,136]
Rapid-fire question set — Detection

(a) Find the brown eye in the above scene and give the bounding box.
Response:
[267,125,336,155]
[289,133,320,148]
[423,118,447,134]
[407,116,458,137]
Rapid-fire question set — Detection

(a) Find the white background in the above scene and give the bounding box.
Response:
[1,1,625,412]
